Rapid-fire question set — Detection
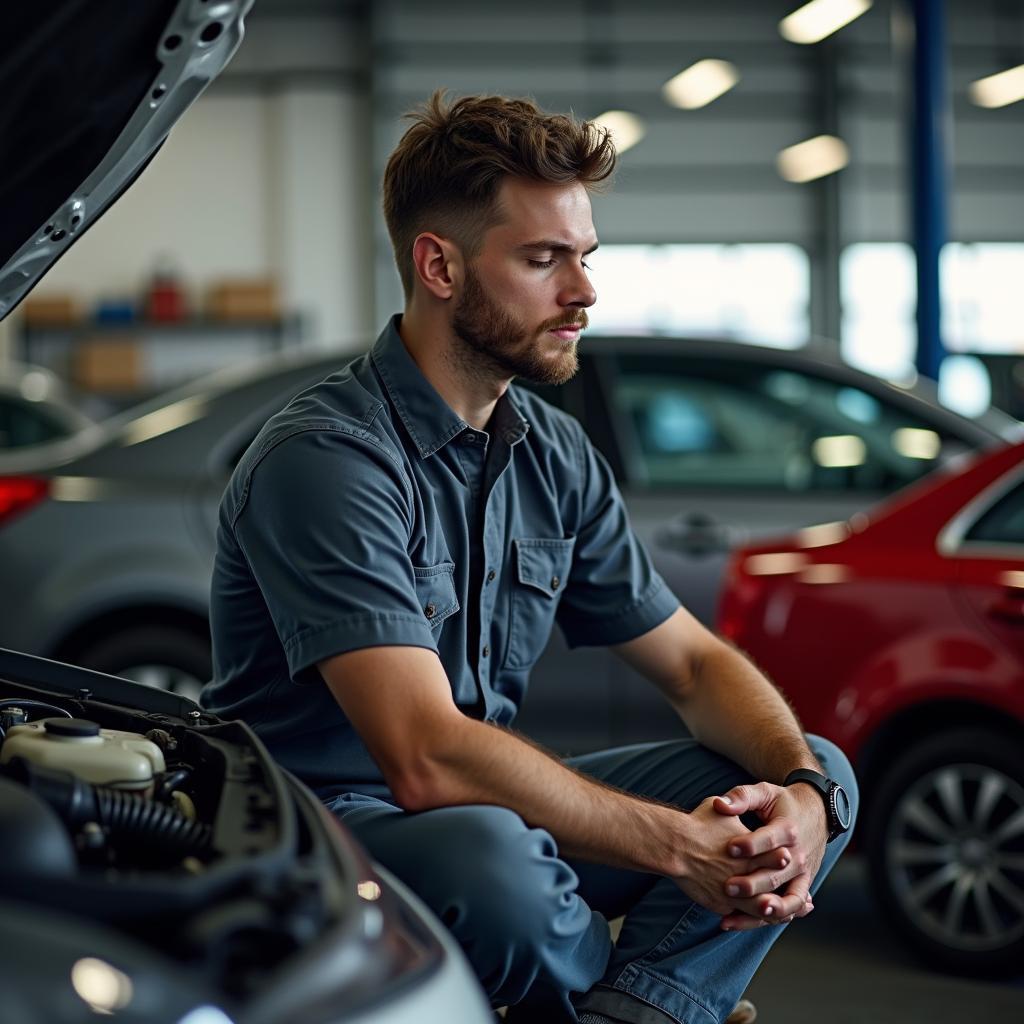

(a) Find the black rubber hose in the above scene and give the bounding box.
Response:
[95,787,212,858]
[156,767,191,802]
[2,757,212,860]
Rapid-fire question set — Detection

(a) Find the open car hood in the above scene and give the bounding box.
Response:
[0,0,254,321]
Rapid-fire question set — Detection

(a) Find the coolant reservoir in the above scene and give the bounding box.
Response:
[0,718,166,791]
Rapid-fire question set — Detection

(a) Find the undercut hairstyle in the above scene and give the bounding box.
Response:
[383,91,617,297]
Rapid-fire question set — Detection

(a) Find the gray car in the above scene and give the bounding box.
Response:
[0,337,1016,753]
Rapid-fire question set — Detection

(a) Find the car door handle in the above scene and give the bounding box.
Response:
[657,513,732,557]
[988,592,1024,625]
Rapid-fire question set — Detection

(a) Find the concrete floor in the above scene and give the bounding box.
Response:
[744,854,1024,1023]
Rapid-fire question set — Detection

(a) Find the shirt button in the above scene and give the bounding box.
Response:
[462,433,475,445]
[550,576,560,591]
[482,645,490,658]
[486,569,496,583]
[424,603,436,618]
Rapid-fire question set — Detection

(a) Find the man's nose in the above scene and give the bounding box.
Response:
[558,263,596,309]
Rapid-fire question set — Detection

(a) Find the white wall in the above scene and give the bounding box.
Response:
[36,93,273,302]
[18,75,375,358]
[270,86,374,350]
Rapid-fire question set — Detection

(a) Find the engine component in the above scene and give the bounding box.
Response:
[2,757,212,864]
[0,776,77,876]
[0,698,71,739]
[1,718,165,791]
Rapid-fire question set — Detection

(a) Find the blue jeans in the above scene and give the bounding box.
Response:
[327,736,857,1024]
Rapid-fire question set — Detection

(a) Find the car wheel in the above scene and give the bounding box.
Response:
[75,626,211,703]
[866,728,1024,975]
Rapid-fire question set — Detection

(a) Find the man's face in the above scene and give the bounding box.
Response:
[451,178,598,386]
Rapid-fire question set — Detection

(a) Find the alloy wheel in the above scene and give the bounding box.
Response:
[121,663,205,702]
[885,762,1024,953]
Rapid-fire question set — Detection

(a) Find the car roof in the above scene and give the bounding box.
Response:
[0,362,95,428]
[860,439,1024,544]
[0,347,352,475]
[579,334,1019,443]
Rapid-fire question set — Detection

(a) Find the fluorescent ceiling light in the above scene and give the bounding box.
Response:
[777,134,849,182]
[812,434,866,467]
[969,64,1024,108]
[891,427,941,460]
[780,0,872,45]
[18,370,51,402]
[592,110,645,154]
[662,60,740,109]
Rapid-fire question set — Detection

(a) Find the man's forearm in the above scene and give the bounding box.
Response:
[677,637,821,784]
[403,715,685,875]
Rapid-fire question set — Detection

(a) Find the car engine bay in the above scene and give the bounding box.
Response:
[0,656,443,1023]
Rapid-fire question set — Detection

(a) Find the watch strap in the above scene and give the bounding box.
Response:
[783,768,847,842]
[783,768,829,794]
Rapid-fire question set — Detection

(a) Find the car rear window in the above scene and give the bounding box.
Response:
[964,480,1024,548]
[0,397,68,448]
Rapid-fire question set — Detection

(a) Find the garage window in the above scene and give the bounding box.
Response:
[586,244,809,349]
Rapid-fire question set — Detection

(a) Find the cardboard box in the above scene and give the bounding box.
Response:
[205,279,280,322]
[22,294,79,326]
[73,337,143,393]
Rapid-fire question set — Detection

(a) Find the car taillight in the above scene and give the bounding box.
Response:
[0,477,50,525]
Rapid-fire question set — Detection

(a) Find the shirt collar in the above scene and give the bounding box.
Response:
[371,315,530,458]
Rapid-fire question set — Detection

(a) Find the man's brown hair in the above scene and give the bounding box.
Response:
[383,91,616,297]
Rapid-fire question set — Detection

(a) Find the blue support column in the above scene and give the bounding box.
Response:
[910,0,951,381]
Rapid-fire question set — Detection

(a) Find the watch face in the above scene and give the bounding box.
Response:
[832,784,852,831]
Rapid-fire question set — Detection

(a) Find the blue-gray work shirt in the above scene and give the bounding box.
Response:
[203,316,680,799]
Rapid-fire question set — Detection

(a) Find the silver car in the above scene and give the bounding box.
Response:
[0,337,1016,754]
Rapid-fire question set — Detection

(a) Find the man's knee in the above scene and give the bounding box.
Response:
[451,808,577,933]
[410,806,575,942]
[414,805,594,1004]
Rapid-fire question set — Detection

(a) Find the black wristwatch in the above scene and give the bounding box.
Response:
[783,769,852,843]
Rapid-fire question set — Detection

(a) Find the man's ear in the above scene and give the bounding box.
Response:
[411,232,462,301]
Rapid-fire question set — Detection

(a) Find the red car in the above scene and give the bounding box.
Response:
[718,440,1024,975]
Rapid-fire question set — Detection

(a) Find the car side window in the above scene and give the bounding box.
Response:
[610,354,959,493]
[0,396,66,448]
[964,481,1024,547]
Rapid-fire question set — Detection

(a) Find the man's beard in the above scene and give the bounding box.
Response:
[451,265,587,386]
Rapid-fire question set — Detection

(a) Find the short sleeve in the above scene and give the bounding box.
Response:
[556,424,680,647]
[233,427,439,677]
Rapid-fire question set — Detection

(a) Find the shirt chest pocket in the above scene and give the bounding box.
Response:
[413,562,460,633]
[503,537,576,670]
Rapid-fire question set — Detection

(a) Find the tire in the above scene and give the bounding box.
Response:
[75,625,212,703]
[866,728,1024,976]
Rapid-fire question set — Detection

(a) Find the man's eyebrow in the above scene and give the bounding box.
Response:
[518,239,600,255]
